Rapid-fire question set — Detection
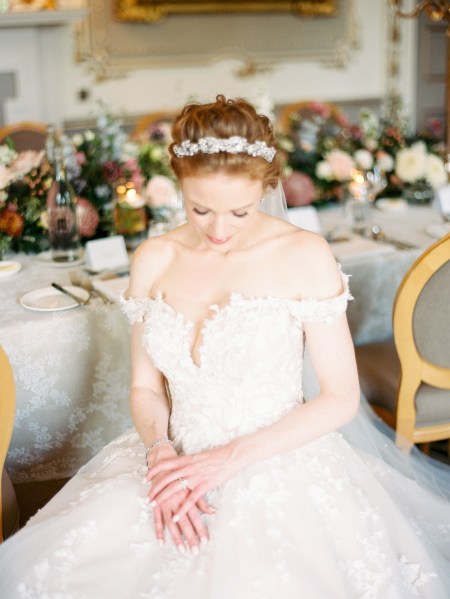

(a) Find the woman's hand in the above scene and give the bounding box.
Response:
[146,444,215,553]
[146,443,241,524]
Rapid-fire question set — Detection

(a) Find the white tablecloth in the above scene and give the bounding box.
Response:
[0,256,132,483]
[317,203,443,345]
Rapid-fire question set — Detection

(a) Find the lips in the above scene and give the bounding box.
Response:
[207,236,231,245]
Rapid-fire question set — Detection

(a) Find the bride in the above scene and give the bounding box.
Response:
[0,95,449,598]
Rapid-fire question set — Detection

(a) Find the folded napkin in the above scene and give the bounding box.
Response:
[330,237,396,262]
[93,276,130,302]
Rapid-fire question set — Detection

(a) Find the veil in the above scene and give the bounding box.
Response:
[302,347,450,579]
[259,180,289,222]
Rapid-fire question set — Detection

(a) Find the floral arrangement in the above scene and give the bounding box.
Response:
[0,108,178,258]
[279,102,448,207]
[0,146,52,257]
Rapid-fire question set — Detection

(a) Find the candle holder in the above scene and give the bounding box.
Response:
[113,181,148,249]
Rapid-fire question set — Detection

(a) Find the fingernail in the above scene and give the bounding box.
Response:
[158,539,164,548]
[177,545,185,554]
[172,514,180,523]
[192,545,199,555]
[150,500,156,508]
[200,537,208,546]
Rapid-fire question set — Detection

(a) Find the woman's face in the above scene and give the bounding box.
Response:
[181,173,264,252]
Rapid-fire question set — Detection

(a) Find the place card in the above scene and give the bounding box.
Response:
[437,185,450,216]
[85,235,130,272]
[288,206,321,233]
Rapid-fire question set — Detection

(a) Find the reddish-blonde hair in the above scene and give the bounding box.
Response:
[170,95,281,189]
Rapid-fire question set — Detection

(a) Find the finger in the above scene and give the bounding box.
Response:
[163,508,186,555]
[149,474,196,505]
[196,496,217,515]
[173,484,209,522]
[188,506,209,545]
[153,507,165,547]
[177,513,201,555]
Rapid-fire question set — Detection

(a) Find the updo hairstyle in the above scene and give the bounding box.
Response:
[169,95,282,189]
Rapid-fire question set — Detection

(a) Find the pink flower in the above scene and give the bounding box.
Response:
[326,149,355,181]
[10,150,45,178]
[76,197,100,237]
[124,158,144,191]
[145,175,178,208]
[76,152,87,166]
[282,172,316,206]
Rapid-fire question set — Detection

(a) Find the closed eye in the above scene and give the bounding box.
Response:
[193,208,209,215]
[233,212,248,218]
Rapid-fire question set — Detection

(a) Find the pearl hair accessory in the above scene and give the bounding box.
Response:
[173,136,276,163]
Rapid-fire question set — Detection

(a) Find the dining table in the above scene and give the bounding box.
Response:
[1,200,448,484]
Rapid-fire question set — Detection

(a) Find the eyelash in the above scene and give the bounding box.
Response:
[193,209,248,218]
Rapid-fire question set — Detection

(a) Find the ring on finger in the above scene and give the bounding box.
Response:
[178,477,191,490]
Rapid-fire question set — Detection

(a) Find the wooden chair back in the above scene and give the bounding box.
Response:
[131,111,176,142]
[393,233,450,448]
[0,346,16,542]
[0,121,47,152]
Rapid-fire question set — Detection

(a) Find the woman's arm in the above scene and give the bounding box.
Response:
[146,235,360,518]
[127,240,214,553]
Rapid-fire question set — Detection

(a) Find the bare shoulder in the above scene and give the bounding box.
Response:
[127,234,175,297]
[284,228,343,300]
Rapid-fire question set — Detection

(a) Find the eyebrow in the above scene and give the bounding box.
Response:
[191,201,254,212]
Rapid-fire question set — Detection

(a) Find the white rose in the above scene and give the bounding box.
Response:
[315,160,333,181]
[425,154,448,189]
[354,149,374,170]
[376,151,394,173]
[84,130,95,142]
[71,134,84,147]
[395,146,427,183]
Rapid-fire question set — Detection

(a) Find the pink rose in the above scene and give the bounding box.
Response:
[145,175,178,208]
[282,172,316,207]
[10,150,45,178]
[326,149,355,181]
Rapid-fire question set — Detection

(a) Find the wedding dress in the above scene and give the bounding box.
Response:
[1,276,449,599]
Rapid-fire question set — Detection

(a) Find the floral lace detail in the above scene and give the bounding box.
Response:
[397,555,437,595]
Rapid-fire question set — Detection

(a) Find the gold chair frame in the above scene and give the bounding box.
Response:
[0,346,16,543]
[393,233,450,449]
[132,111,177,141]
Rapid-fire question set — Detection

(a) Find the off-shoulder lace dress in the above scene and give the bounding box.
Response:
[0,278,449,598]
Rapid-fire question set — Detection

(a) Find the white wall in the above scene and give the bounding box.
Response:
[0,0,418,128]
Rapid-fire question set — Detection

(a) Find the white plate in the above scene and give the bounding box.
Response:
[424,222,450,239]
[35,251,85,268]
[0,260,22,279]
[375,198,408,212]
[20,286,89,312]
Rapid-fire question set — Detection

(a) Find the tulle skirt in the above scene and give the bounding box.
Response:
[0,408,449,599]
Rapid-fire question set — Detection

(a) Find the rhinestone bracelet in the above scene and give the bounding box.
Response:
[145,437,174,465]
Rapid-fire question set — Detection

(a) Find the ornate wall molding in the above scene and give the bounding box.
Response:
[76,0,357,82]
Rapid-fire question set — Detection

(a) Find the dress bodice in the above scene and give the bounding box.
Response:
[121,275,351,454]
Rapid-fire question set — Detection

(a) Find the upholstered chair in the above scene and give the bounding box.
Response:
[355,234,450,451]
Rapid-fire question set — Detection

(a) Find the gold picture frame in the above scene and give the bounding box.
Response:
[114,0,337,23]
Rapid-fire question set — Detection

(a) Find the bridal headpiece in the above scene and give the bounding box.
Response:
[173,136,276,163]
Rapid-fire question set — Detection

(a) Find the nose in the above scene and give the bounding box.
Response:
[209,216,229,240]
